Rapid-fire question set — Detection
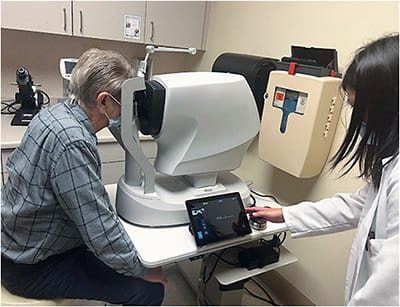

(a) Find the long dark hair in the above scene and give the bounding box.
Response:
[331,33,399,189]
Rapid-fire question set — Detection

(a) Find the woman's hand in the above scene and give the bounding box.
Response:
[245,207,285,223]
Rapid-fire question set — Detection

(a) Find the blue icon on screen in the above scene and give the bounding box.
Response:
[197,231,203,239]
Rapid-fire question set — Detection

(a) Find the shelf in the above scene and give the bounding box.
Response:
[206,244,297,285]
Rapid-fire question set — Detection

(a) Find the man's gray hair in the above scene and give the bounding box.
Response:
[70,48,135,108]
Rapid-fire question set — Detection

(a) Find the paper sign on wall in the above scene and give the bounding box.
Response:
[124,15,141,39]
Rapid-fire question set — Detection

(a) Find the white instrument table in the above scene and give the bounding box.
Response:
[106,184,293,268]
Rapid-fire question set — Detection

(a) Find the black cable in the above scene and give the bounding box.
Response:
[277,231,287,245]
[1,100,19,114]
[249,194,256,207]
[201,246,247,286]
[244,286,277,305]
[251,278,280,306]
[259,232,287,250]
[37,89,50,106]
[200,243,285,305]
[200,250,225,304]
[210,251,240,266]
[204,251,224,284]
[244,286,273,304]
[201,246,248,304]
[200,264,209,306]
[250,189,280,204]
[1,89,50,115]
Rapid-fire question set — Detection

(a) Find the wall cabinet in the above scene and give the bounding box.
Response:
[72,1,145,43]
[1,1,145,43]
[1,1,73,36]
[145,1,208,49]
[1,1,208,49]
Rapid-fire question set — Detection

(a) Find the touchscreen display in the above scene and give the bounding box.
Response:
[185,192,252,246]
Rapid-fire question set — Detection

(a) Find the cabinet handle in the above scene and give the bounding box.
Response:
[150,21,154,42]
[63,8,67,32]
[79,10,83,33]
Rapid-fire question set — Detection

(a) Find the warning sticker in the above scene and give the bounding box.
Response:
[273,87,286,108]
[124,15,141,39]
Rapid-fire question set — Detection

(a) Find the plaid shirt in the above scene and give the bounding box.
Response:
[1,101,145,278]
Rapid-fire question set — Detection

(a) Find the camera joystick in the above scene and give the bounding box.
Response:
[249,215,267,230]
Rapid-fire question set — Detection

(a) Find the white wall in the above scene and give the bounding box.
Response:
[195,1,398,305]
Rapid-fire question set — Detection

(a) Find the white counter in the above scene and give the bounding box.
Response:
[1,113,152,149]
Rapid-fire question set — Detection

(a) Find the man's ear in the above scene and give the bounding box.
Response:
[96,92,109,113]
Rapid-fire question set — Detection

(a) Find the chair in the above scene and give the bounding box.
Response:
[1,284,105,306]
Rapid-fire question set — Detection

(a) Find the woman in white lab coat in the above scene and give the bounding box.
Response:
[247,33,399,306]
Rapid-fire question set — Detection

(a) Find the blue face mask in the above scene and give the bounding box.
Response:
[104,93,121,128]
[359,122,374,144]
[107,115,121,128]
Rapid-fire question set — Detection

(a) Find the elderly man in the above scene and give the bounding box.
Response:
[1,48,166,305]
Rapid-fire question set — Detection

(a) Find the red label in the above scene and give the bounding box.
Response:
[275,92,285,101]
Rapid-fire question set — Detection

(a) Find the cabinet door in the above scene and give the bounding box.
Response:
[145,1,208,50]
[72,1,145,43]
[1,1,72,35]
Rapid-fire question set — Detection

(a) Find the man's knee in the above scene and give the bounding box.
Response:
[125,282,165,306]
[148,283,164,306]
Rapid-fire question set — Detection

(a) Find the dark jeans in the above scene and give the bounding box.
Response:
[1,246,164,306]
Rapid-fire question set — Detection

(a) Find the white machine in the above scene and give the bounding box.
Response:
[59,58,78,97]
[113,71,260,227]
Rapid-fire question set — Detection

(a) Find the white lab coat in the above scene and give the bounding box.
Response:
[283,156,399,306]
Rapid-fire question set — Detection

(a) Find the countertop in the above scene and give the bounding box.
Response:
[1,107,153,149]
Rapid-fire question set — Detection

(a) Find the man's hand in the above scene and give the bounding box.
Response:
[142,267,168,287]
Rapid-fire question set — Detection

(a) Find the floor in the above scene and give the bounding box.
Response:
[162,263,282,306]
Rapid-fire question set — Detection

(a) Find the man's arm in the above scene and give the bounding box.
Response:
[50,140,145,277]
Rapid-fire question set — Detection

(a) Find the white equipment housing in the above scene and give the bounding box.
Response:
[115,72,260,227]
